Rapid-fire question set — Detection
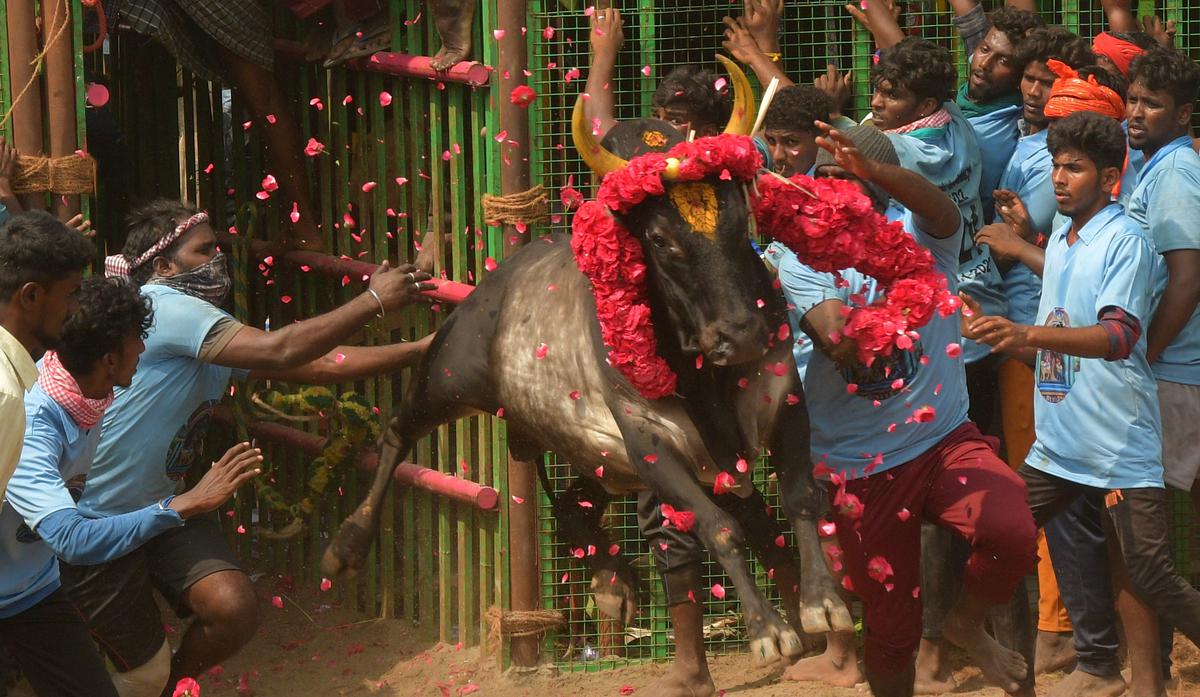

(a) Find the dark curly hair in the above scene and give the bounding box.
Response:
[57,277,153,375]
[1077,65,1128,101]
[0,211,95,300]
[652,65,733,131]
[1047,111,1128,172]
[988,7,1046,48]
[121,199,202,286]
[763,85,832,134]
[873,37,957,104]
[1108,30,1159,51]
[1129,46,1200,107]
[1013,26,1094,73]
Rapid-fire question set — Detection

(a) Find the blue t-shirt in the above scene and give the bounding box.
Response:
[779,208,969,480]
[887,102,1005,363]
[1124,136,1200,385]
[964,104,1022,226]
[1025,204,1163,490]
[77,286,240,517]
[0,386,99,616]
[998,129,1053,326]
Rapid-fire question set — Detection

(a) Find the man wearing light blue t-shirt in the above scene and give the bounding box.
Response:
[58,200,436,697]
[778,123,1036,697]
[0,278,262,697]
[967,112,1200,697]
[1125,49,1200,502]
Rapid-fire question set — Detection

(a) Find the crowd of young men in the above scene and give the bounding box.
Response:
[588,0,1200,695]
[1,0,1200,695]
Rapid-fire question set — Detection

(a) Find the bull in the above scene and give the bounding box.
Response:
[321,58,853,672]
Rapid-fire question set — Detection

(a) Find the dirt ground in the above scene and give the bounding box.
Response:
[12,580,1200,696]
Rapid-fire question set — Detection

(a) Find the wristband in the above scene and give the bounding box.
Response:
[1035,232,1047,248]
[367,288,386,318]
[763,51,782,63]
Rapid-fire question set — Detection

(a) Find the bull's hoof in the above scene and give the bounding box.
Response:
[431,44,470,71]
[800,594,854,635]
[320,521,370,578]
[748,620,803,666]
[749,636,783,666]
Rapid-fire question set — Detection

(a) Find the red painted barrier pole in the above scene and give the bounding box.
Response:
[214,410,498,510]
[350,52,492,86]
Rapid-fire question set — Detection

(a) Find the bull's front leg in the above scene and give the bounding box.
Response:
[619,423,803,672]
[768,380,863,687]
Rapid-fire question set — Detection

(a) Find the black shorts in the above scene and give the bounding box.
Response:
[0,588,119,697]
[58,516,241,671]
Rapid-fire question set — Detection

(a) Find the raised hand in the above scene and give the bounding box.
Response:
[1141,14,1177,47]
[722,16,763,65]
[993,188,1036,243]
[815,121,877,181]
[815,64,854,119]
[589,7,625,59]
[740,0,784,54]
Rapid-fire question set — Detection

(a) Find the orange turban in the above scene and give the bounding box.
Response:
[1043,59,1126,121]
[1092,31,1146,79]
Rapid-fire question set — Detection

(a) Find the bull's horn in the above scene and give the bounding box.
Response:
[717,54,755,136]
[572,96,628,177]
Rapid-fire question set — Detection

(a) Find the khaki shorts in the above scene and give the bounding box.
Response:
[1158,379,1200,491]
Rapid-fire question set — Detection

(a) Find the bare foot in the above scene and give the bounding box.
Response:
[1048,668,1126,697]
[943,613,1027,693]
[645,663,717,697]
[1035,630,1077,675]
[783,643,863,687]
[914,637,956,694]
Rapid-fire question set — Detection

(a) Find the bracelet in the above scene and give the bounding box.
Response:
[763,51,782,63]
[1035,232,1047,248]
[367,288,386,318]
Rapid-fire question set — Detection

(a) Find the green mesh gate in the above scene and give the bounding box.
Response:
[37,0,1200,672]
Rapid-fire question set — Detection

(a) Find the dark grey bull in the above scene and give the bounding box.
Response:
[322,67,853,662]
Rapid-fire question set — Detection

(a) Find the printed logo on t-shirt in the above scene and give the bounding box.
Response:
[164,399,218,480]
[1037,307,1079,403]
[841,342,924,401]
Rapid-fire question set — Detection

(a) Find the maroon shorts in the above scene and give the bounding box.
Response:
[828,422,1037,675]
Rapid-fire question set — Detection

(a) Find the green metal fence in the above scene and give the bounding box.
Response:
[17,0,1198,673]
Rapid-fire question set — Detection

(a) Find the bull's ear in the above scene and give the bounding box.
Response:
[572,96,629,177]
[717,54,755,136]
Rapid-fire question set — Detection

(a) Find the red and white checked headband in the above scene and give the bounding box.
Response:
[104,211,209,279]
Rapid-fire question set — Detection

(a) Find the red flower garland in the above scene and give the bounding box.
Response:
[571,134,957,399]
[754,174,960,364]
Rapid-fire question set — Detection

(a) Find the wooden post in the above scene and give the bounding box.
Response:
[6,0,44,209]
[496,0,539,669]
[42,0,77,219]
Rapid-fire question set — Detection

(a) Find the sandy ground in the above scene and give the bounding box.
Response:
[10,579,1200,696]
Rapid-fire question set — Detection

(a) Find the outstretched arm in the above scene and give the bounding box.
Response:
[211,262,432,372]
[584,7,624,139]
[815,122,960,238]
[251,334,433,384]
[1102,0,1138,33]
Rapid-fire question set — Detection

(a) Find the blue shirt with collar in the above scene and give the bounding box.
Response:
[1025,204,1163,490]
[1124,135,1200,385]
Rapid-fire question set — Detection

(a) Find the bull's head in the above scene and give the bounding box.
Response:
[572,56,770,366]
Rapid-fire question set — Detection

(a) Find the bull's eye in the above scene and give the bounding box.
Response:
[650,233,669,248]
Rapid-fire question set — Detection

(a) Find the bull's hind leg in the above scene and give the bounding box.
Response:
[321,371,482,577]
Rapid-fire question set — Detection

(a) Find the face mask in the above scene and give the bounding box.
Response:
[148,252,232,306]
